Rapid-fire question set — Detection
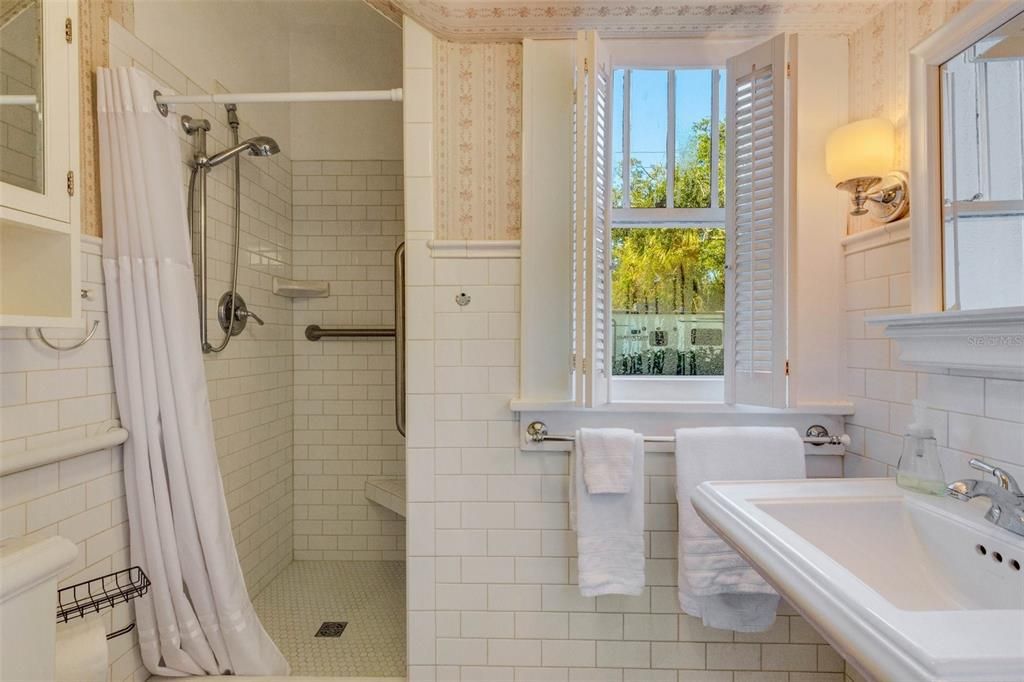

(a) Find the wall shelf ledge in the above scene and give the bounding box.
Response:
[427,239,521,259]
[840,218,909,254]
[868,307,1024,376]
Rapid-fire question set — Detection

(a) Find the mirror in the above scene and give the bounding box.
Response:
[940,10,1024,311]
[0,0,45,194]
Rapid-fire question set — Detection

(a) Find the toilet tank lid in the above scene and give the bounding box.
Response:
[0,536,77,603]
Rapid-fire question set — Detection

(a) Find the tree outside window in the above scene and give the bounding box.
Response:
[610,112,727,377]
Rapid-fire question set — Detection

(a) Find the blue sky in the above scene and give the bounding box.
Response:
[612,68,725,180]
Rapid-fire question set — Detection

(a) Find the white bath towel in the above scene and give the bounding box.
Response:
[675,427,806,632]
[571,430,645,596]
[578,427,637,493]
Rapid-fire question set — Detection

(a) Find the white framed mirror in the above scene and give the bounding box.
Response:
[0,0,45,194]
[871,0,1024,376]
[909,0,1024,314]
[939,9,1024,312]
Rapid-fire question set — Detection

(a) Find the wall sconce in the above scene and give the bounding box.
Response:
[826,117,909,222]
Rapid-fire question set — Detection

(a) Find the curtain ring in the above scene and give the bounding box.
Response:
[36,320,100,351]
[153,89,169,117]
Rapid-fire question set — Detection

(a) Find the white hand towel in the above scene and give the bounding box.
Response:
[571,430,645,596]
[579,427,637,493]
[55,616,108,682]
[675,426,805,632]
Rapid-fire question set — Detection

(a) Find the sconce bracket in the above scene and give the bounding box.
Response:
[837,172,909,223]
[864,171,909,223]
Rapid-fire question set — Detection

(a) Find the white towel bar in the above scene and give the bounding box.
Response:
[0,424,129,476]
[525,421,851,447]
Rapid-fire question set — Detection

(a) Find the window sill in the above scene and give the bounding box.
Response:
[509,399,855,415]
[611,376,724,402]
[868,306,1024,377]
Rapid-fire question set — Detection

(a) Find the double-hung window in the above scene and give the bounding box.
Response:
[608,65,727,402]
[570,32,791,408]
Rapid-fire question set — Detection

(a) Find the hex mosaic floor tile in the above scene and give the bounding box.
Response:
[253,561,406,677]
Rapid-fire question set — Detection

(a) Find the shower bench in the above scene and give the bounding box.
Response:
[365,477,405,518]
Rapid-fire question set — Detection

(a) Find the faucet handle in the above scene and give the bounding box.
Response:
[970,458,1023,496]
[242,308,265,326]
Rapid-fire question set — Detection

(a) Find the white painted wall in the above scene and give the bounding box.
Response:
[287,1,403,160]
[132,0,294,151]
[788,35,850,407]
[132,0,402,160]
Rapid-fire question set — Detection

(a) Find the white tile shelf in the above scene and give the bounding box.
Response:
[364,477,405,518]
[426,239,521,258]
[270,277,329,298]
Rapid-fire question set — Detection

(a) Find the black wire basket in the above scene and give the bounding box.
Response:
[56,566,150,639]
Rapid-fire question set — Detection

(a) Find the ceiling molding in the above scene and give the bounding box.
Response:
[364,0,888,41]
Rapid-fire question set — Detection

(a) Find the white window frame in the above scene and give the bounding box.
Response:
[613,66,725,222]
[606,41,753,402]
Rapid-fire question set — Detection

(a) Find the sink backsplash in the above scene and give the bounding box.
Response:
[843,228,1024,485]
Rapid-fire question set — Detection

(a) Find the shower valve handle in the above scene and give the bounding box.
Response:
[241,309,265,326]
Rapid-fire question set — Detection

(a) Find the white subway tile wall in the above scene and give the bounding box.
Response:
[108,22,296,599]
[0,240,145,681]
[407,249,849,682]
[291,160,406,559]
[0,25,297,682]
[403,19,849,680]
[843,231,1024,484]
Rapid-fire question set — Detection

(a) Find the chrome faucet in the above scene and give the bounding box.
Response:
[946,458,1024,537]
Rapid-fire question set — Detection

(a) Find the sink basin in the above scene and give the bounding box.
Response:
[692,478,1024,682]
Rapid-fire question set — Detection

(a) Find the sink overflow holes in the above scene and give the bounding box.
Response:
[975,544,1021,571]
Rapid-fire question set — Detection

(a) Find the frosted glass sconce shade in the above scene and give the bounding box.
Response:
[826,118,907,222]
[826,118,895,183]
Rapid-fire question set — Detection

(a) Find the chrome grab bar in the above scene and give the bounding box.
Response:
[305,325,395,340]
[394,242,406,437]
[301,241,406,439]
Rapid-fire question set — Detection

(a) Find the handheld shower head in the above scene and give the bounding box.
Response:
[245,136,280,157]
[205,136,280,167]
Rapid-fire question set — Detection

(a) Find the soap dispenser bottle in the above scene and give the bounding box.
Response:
[896,400,945,495]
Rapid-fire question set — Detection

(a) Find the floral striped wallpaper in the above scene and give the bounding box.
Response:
[434,40,523,240]
[845,0,973,233]
[78,0,135,237]
[848,0,974,169]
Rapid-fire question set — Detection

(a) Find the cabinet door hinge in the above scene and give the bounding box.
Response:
[65,18,73,43]
[786,61,791,78]
[785,359,790,376]
[66,171,74,196]
[583,57,589,74]
[581,356,588,375]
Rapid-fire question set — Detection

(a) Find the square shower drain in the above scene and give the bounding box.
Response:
[315,621,348,637]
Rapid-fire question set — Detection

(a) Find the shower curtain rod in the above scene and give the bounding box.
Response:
[153,88,402,111]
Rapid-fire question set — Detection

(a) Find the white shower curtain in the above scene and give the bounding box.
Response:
[97,67,288,676]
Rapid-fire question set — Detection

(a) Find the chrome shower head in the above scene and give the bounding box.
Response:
[205,136,280,167]
[245,136,280,157]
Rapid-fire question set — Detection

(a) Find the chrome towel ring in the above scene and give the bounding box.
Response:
[35,289,99,351]
[36,320,100,351]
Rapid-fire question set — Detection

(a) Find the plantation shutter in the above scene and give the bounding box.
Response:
[725,34,790,408]
[572,31,612,407]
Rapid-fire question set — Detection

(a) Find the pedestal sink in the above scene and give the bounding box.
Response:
[691,478,1024,681]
